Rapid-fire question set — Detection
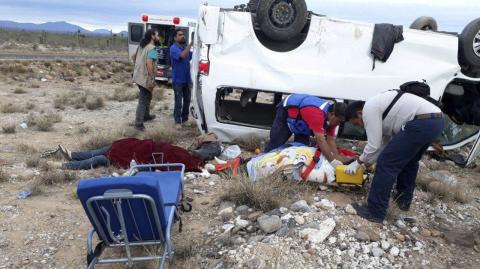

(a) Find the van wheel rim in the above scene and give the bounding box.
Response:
[474,30,480,57]
[269,0,296,28]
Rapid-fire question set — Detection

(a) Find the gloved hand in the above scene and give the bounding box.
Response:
[345,160,361,175]
[330,159,343,169]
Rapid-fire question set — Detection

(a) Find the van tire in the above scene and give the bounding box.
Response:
[410,16,438,31]
[255,0,308,41]
[459,18,480,72]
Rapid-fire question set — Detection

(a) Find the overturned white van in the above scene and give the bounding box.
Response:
[190,1,480,166]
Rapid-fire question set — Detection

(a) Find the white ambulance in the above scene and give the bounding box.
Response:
[128,14,196,83]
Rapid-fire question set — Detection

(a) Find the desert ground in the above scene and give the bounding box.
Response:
[0,55,479,269]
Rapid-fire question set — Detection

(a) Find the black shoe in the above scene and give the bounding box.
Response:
[134,124,145,131]
[144,115,156,122]
[395,200,410,211]
[351,203,384,224]
[393,193,411,211]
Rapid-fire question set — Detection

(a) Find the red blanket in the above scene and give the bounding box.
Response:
[106,138,203,171]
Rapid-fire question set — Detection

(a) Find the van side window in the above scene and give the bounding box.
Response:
[130,25,144,43]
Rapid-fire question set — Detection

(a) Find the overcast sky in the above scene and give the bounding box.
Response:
[0,0,479,33]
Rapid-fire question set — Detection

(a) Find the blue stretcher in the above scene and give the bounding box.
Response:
[77,164,185,269]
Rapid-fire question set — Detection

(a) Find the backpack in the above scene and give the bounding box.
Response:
[382,81,442,120]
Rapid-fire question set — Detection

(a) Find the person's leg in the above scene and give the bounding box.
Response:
[394,144,429,210]
[395,118,444,209]
[367,118,444,220]
[266,104,292,152]
[182,83,191,122]
[135,85,150,127]
[63,155,110,170]
[172,83,183,124]
[70,146,111,161]
[144,87,153,119]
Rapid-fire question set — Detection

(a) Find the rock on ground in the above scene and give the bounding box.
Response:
[257,215,282,234]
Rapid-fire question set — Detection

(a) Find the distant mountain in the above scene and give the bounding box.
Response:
[0,20,126,36]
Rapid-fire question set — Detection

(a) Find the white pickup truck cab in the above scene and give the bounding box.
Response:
[190,1,480,166]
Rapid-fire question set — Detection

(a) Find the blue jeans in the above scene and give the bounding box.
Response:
[266,103,310,152]
[172,83,191,124]
[367,118,444,220]
[63,146,111,170]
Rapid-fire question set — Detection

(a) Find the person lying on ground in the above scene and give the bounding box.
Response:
[47,138,205,171]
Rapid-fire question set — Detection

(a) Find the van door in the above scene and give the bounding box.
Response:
[128,22,145,60]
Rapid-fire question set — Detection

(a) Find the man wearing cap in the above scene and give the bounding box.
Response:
[344,83,444,223]
[266,94,349,167]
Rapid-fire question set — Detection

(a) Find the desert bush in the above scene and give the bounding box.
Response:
[30,83,40,88]
[417,174,471,203]
[45,113,62,123]
[25,102,36,110]
[0,63,28,74]
[38,170,77,185]
[1,103,24,113]
[2,123,16,134]
[143,128,180,144]
[85,96,105,110]
[53,94,69,110]
[17,143,38,154]
[79,131,121,150]
[35,116,54,131]
[152,89,165,101]
[13,88,27,94]
[26,155,41,168]
[0,169,8,183]
[221,173,314,211]
[111,87,138,102]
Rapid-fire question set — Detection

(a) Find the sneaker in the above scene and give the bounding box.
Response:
[351,202,384,224]
[144,114,156,122]
[134,124,145,131]
[58,145,72,161]
[175,123,182,129]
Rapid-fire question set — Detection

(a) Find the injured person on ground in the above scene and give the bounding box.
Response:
[41,138,209,171]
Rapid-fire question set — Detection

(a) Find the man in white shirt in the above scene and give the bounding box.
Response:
[344,84,444,223]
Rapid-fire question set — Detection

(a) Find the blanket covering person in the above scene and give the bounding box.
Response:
[60,138,204,171]
[247,143,357,183]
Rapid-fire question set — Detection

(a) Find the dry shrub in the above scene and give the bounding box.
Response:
[111,87,138,102]
[233,136,265,152]
[13,88,27,94]
[2,123,16,134]
[25,102,36,110]
[53,94,69,110]
[78,126,91,134]
[0,63,28,74]
[27,178,44,196]
[417,174,471,203]
[35,116,54,131]
[1,103,24,113]
[221,173,314,211]
[38,170,77,185]
[143,128,180,144]
[46,113,62,123]
[152,89,165,101]
[0,169,8,183]
[17,143,38,154]
[30,83,40,89]
[26,155,41,168]
[85,96,105,110]
[174,237,200,260]
[79,131,122,150]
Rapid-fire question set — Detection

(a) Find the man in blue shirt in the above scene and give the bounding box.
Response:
[169,29,193,126]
